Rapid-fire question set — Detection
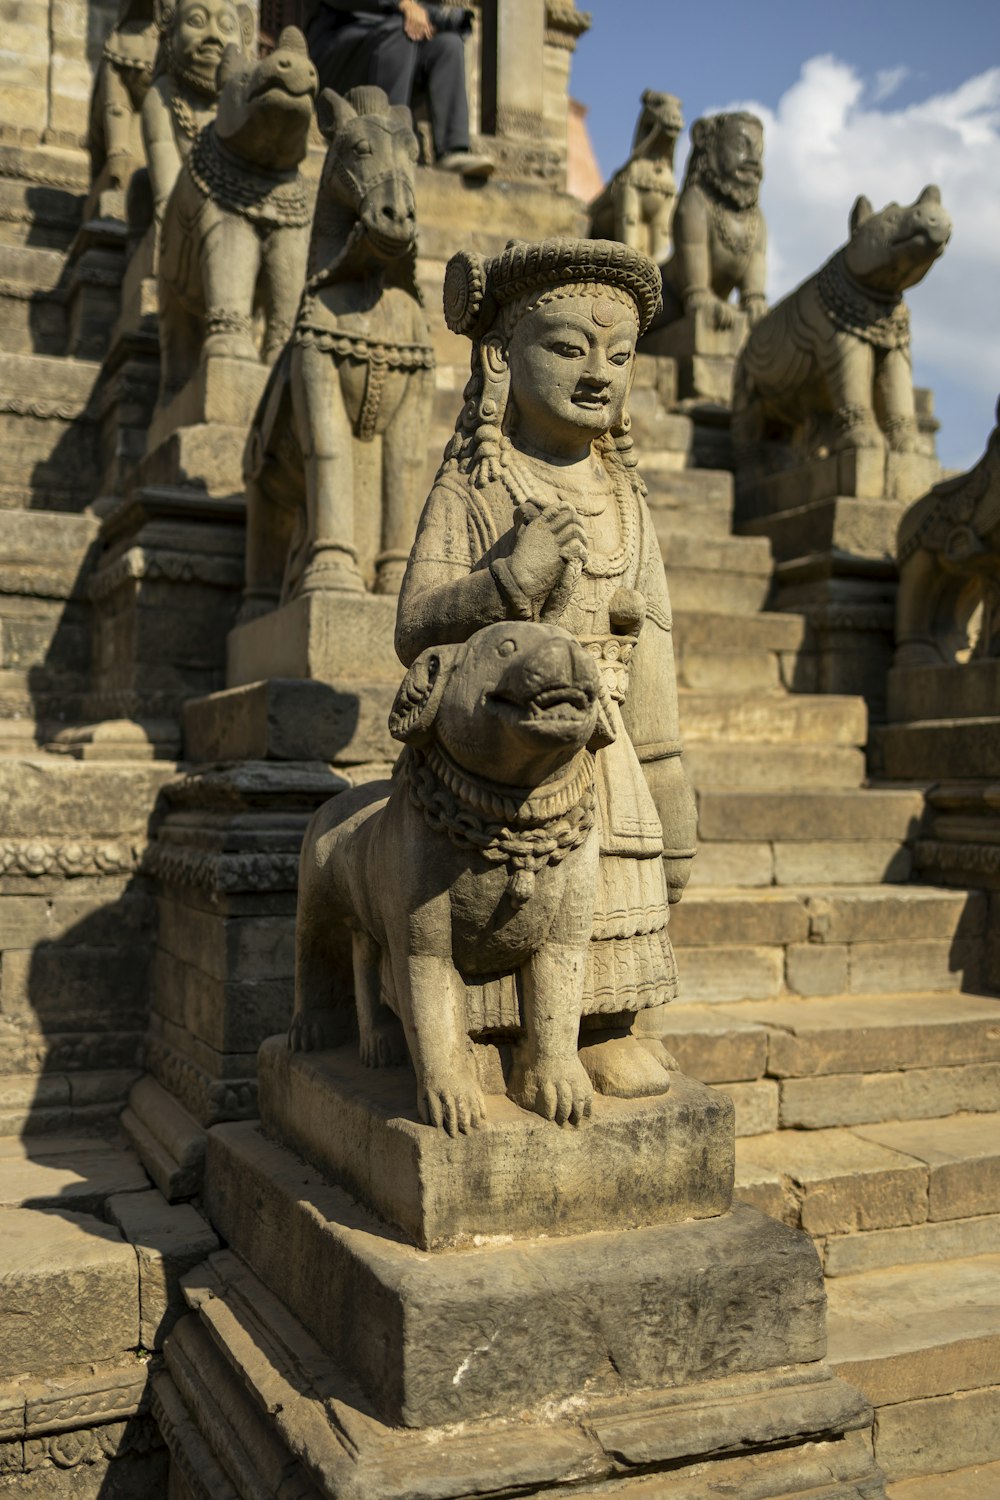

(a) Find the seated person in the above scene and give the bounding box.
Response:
[306,0,494,177]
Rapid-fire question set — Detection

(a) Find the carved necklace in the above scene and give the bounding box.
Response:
[817,251,911,352]
[167,85,205,142]
[187,128,311,227]
[405,742,597,906]
[503,447,635,579]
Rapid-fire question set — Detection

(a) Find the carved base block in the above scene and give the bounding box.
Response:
[63,217,127,362]
[639,309,745,403]
[736,447,940,518]
[227,590,400,689]
[121,1074,206,1201]
[157,1245,884,1498]
[87,487,245,720]
[205,1119,840,1429]
[147,356,269,455]
[184,676,397,765]
[880,709,1000,782]
[887,657,1000,725]
[740,494,905,565]
[258,1038,734,1250]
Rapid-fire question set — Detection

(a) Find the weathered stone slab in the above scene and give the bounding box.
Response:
[676,944,784,1003]
[887,1458,1000,1497]
[0,1208,138,1377]
[669,890,809,947]
[107,1189,218,1349]
[827,1255,1000,1405]
[687,840,775,887]
[881,717,1000,782]
[854,1115,1000,1222]
[227,590,400,688]
[781,1063,1000,1130]
[824,1214,1000,1278]
[847,938,977,993]
[785,941,849,995]
[204,1122,827,1428]
[684,743,866,792]
[258,1039,733,1249]
[773,840,912,886]
[121,1076,206,1202]
[888,659,1000,724]
[803,887,986,945]
[715,1079,779,1137]
[0,1133,148,1212]
[696,788,924,843]
[735,993,1000,1078]
[680,690,866,745]
[146,358,269,453]
[736,1128,929,1236]
[875,1385,1000,1481]
[658,1004,769,1082]
[184,677,397,765]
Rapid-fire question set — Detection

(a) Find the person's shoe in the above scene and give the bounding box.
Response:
[437,149,495,179]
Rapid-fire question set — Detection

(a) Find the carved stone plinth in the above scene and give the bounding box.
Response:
[226,590,399,689]
[123,759,346,1198]
[639,306,747,403]
[259,1039,733,1250]
[146,357,269,459]
[769,557,896,719]
[86,488,245,724]
[184,677,397,766]
[737,447,940,518]
[151,1111,885,1494]
[62,217,127,362]
[156,1246,882,1499]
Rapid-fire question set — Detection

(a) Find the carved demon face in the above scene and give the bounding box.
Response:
[715,115,763,192]
[168,0,252,93]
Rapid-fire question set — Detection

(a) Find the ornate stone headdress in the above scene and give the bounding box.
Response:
[442,237,663,343]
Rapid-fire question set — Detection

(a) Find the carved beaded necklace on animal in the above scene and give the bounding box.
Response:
[817,251,911,352]
[404,742,597,906]
[187,128,311,226]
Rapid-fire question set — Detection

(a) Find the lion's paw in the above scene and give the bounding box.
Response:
[418,1072,486,1136]
[360,1019,409,1069]
[288,1010,341,1053]
[508,1056,593,1127]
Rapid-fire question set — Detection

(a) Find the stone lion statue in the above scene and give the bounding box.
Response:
[651,110,767,335]
[589,90,684,262]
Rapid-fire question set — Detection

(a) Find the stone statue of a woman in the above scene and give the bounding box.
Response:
[395,237,698,1099]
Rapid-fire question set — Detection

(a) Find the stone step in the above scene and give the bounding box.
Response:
[0,351,100,498]
[0,752,176,838]
[0,593,90,676]
[644,468,733,536]
[673,608,809,693]
[646,464,734,512]
[696,786,924,842]
[826,1255,1000,1482]
[888,1459,1000,1498]
[663,990,998,1134]
[0,176,82,250]
[735,1112,1000,1238]
[0,241,69,356]
[683,741,866,793]
[0,668,86,724]
[0,240,66,290]
[657,526,773,615]
[0,1069,142,1135]
[0,507,99,596]
[680,689,866,746]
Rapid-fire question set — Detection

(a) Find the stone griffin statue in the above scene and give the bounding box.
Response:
[733,186,952,459]
[86,0,159,213]
[241,85,435,608]
[589,90,684,262]
[140,0,255,230]
[895,398,1000,667]
[650,111,767,334]
[289,238,698,1134]
[156,29,317,400]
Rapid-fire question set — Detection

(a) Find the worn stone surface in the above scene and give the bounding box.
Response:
[875,1385,1000,1481]
[120,1076,206,1202]
[259,1039,733,1249]
[736,1128,930,1235]
[887,1458,1000,1498]
[827,1255,1000,1406]
[854,1115,1000,1221]
[107,1188,218,1349]
[227,590,400,687]
[204,1122,828,1428]
[782,1063,1000,1130]
[0,1132,148,1213]
[0,1207,138,1377]
[183,677,397,765]
[659,1003,769,1082]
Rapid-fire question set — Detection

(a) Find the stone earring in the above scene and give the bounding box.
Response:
[471,340,510,486]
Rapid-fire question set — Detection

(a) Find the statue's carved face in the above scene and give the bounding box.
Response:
[172,0,244,86]
[504,292,638,452]
[715,116,763,191]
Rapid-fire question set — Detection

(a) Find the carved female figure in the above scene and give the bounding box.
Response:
[395,237,698,1099]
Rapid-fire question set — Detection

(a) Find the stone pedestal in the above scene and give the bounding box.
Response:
[879,658,1000,989]
[151,1048,886,1495]
[62,217,128,363]
[639,306,747,404]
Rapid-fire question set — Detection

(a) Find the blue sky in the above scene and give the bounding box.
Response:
[572,1,1000,469]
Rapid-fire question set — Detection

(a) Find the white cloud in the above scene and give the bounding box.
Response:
[872,65,909,104]
[691,55,1000,466]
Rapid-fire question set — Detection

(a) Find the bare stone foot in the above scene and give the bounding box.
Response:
[288,1008,343,1052]
[507,1055,593,1127]
[417,1068,485,1136]
[578,1034,672,1098]
[359,1017,408,1068]
[635,1036,681,1073]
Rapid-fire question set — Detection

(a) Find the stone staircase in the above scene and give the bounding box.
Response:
[626,378,1000,1488]
[0,152,997,1492]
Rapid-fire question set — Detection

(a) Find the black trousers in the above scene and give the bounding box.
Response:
[306,12,470,157]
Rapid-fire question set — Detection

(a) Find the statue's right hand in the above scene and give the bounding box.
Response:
[510,502,587,603]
